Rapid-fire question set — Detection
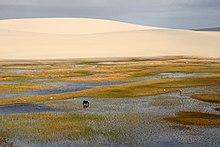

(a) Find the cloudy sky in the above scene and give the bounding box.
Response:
[0,0,219,29]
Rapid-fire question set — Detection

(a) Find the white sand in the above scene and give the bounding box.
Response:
[0,18,219,59]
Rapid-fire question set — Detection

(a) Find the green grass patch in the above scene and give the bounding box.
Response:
[85,84,176,98]
[0,113,103,142]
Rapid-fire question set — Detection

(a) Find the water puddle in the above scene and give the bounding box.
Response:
[0,81,124,99]
[129,72,210,82]
[0,103,59,114]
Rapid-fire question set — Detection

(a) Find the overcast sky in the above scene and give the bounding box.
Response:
[0,0,219,29]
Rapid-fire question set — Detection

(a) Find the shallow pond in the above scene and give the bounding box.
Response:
[0,103,59,114]
[0,81,124,99]
[129,72,210,82]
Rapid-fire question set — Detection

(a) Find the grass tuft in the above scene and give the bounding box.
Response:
[191,94,220,103]
[0,113,103,142]
[165,111,220,126]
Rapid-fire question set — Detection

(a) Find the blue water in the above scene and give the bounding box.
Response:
[0,72,210,99]
[0,81,124,99]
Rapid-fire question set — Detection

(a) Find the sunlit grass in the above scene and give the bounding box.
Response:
[0,73,220,106]
[0,69,94,82]
[64,73,130,82]
[191,94,220,103]
[0,131,9,144]
[85,83,176,98]
[0,83,57,92]
[1,57,220,144]
[0,113,103,142]
[165,111,220,126]
[0,57,220,105]
[0,73,27,81]
[152,77,220,88]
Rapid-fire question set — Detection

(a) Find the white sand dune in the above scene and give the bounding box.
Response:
[0,18,158,35]
[0,18,219,59]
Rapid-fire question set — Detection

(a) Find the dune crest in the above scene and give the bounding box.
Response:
[0,18,219,59]
[0,18,159,35]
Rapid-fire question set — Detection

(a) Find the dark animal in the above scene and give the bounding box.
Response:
[179,90,183,96]
[83,101,89,108]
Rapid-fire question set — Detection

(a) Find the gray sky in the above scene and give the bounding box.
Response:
[0,0,219,29]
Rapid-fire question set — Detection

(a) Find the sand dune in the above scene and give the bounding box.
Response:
[0,18,159,35]
[0,18,219,59]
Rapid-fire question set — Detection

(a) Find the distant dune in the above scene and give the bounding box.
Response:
[193,27,220,31]
[0,18,219,59]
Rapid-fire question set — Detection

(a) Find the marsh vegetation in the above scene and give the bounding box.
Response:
[0,56,220,146]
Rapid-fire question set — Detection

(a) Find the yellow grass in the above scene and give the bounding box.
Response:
[191,94,220,103]
[151,99,181,107]
[64,73,130,82]
[153,77,220,88]
[165,111,220,126]
[0,73,24,81]
[0,113,102,141]
[0,57,220,105]
[0,83,57,92]
[0,72,220,106]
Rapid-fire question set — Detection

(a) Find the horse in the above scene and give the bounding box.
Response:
[83,101,89,108]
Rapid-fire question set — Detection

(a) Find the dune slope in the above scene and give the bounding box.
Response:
[0,18,219,59]
[0,18,158,35]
